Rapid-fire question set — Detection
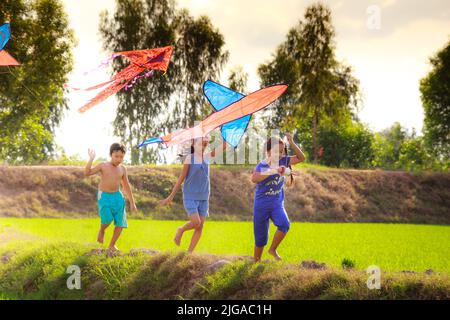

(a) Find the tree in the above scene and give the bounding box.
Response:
[297,114,374,168]
[397,136,431,171]
[228,66,248,93]
[0,0,75,163]
[173,11,229,127]
[420,40,450,159]
[258,3,360,162]
[370,122,444,171]
[372,122,407,169]
[99,0,229,164]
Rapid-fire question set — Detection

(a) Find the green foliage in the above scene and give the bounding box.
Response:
[318,121,373,169]
[228,66,248,93]
[341,258,355,269]
[3,219,450,272]
[0,0,75,164]
[372,122,407,168]
[258,3,360,162]
[295,113,374,168]
[201,261,266,299]
[372,122,448,171]
[99,0,229,164]
[397,137,431,171]
[420,40,450,158]
[46,148,107,166]
[0,242,87,299]
[1,242,449,300]
[0,115,53,164]
[173,12,229,125]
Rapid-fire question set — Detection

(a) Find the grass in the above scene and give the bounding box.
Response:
[1,218,449,273]
[2,166,450,224]
[0,242,448,300]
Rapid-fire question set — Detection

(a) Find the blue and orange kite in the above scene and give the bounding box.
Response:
[139,80,288,149]
[0,23,20,66]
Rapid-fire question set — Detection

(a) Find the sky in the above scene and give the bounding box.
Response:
[56,0,450,160]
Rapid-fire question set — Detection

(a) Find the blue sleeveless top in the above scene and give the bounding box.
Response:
[183,153,210,200]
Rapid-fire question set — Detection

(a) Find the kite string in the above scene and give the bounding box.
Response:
[7,66,47,108]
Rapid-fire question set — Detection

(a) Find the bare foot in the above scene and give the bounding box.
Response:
[174,228,183,246]
[268,249,282,261]
[97,230,105,244]
[108,245,119,251]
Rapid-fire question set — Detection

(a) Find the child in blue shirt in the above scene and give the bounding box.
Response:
[160,136,228,253]
[251,133,305,262]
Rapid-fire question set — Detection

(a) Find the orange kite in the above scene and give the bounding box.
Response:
[66,46,173,113]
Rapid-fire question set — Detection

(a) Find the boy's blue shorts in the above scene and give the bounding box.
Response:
[253,203,290,247]
[97,190,128,228]
[183,198,209,217]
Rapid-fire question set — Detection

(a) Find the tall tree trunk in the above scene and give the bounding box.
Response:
[312,110,318,163]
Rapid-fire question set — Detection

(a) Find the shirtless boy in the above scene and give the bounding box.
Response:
[84,143,137,251]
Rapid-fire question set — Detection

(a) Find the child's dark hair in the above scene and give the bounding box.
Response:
[265,136,294,187]
[110,143,126,156]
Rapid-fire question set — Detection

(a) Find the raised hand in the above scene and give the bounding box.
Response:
[285,133,294,144]
[88,148,96,160]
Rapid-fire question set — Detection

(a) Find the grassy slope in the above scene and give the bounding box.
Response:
[0,242,449,300]
[1,218,449,272]
[1,165,450,224]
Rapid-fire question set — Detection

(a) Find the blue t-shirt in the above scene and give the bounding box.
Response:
[254,156,291,207]
[183,153,210,200]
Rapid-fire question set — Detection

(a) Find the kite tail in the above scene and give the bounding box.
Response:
[125,70,154,91]
[64,79,116,92]
[81,53,121,76]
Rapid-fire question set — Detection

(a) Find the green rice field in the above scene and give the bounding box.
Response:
[0,218,449,273]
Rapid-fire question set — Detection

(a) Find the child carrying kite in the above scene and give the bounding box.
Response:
[160,136,228,253]
[251,133,305,262]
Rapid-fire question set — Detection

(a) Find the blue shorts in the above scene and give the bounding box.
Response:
[97,190,128,228]
[253,203,290,247]
[183,198,209,217]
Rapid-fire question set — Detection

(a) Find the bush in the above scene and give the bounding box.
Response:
[341,258,355,269]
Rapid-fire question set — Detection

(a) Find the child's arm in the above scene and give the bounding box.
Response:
[160,160,190,206]
[121,166,137,212]
[251,167,285,183]
[285,133,306,165]
[84,149,103,176]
